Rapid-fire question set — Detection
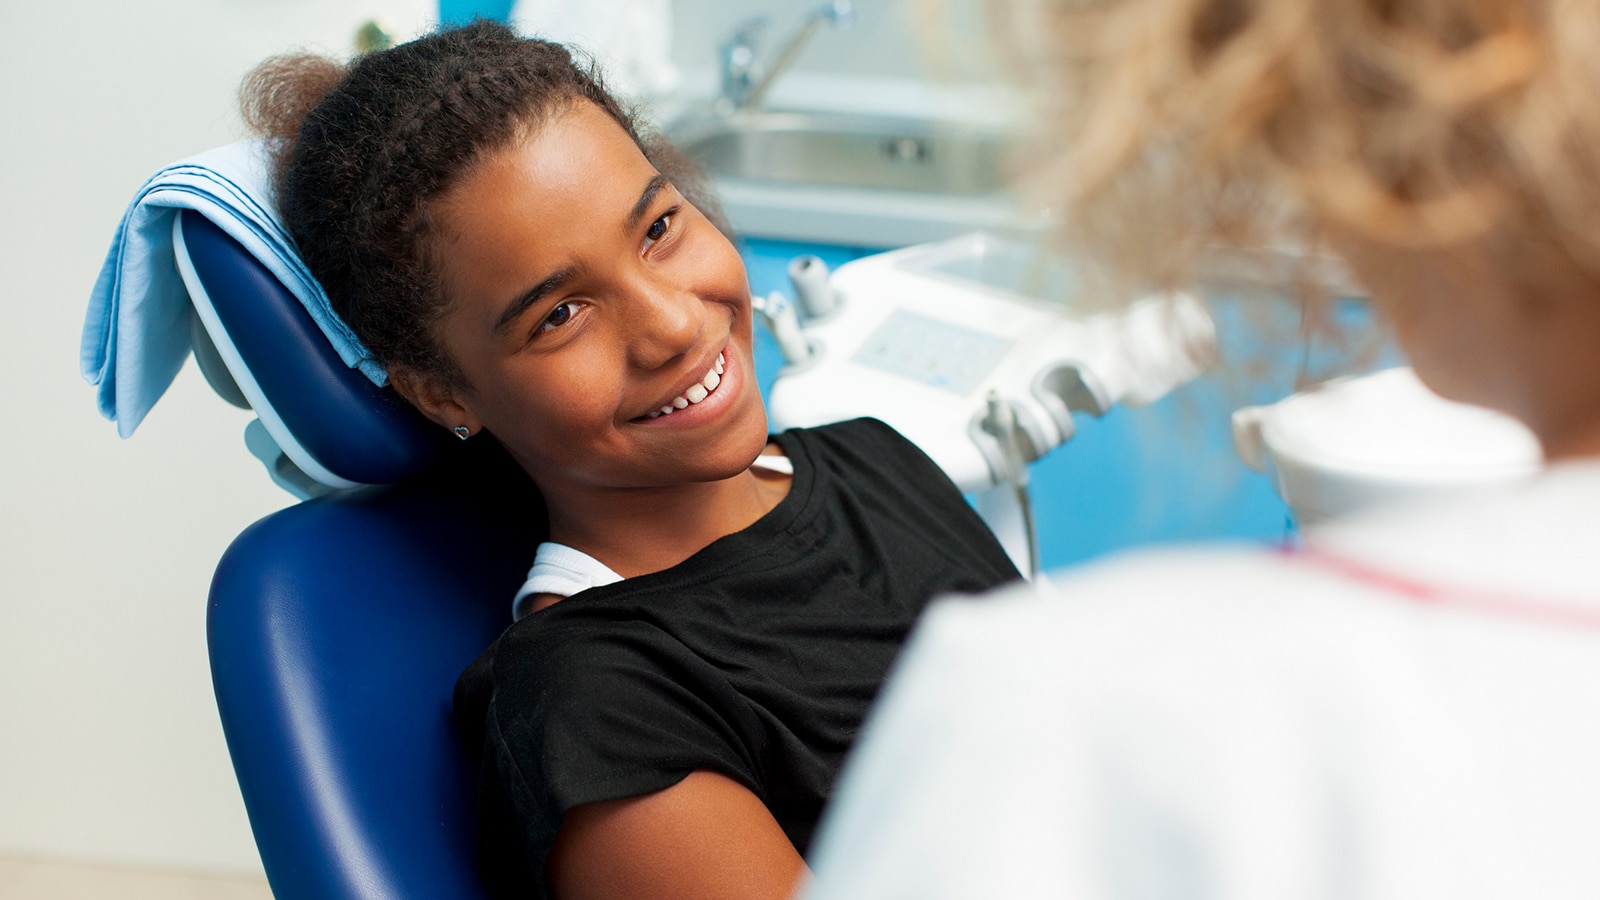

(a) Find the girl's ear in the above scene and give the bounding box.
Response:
[389,364,480,435]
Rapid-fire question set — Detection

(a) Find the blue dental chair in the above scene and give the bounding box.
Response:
[175,209,542,898]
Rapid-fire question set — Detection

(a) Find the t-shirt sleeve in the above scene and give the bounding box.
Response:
[459,620,766,897]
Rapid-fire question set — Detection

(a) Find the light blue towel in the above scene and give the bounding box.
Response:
[82,139,385,438]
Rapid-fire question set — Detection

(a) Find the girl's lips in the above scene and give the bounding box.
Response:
[631,345,736,425]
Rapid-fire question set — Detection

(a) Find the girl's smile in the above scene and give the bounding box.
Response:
[636,348,730,423]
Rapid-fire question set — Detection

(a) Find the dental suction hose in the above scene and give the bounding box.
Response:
[978,391,1040,579]
[788,255,838,319]
[756,253,838,366]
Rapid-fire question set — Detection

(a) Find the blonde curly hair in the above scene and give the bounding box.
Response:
[996,0,1600,297]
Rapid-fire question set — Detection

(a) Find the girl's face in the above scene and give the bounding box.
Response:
[413,101,768,498]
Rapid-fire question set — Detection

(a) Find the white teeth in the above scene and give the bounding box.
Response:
[676,360,725,406]
[646,352,729,419]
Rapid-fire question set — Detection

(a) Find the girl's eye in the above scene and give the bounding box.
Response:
[537,302,575,334]
[644,212,673,247]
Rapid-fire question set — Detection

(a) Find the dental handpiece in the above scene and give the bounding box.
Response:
[982,391,1039,578]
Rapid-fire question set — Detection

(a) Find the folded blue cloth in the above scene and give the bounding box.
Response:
[82,139,385,438]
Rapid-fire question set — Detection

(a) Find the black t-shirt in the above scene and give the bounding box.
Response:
[455,418,1020,897]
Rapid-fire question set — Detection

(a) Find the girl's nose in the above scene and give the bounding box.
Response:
[625,281,704,370]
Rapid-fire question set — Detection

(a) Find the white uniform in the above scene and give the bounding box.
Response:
[804,459,1600,900]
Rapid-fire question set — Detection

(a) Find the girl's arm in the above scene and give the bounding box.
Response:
[545,769,808,900]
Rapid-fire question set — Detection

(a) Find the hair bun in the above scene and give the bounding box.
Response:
[240,53,347,146]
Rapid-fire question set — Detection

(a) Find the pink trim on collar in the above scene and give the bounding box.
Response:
[1286,546,1600,634]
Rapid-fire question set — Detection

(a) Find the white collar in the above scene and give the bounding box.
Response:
[1308,457,1600,601]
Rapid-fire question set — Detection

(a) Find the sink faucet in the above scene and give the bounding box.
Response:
[718,1,855,114]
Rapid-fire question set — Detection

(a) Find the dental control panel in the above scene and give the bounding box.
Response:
[763,233,1217,494]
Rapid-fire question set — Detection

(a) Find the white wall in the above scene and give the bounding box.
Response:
[0,0,433,876]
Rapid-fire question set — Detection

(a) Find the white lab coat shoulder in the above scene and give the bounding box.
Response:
[805,459,1600,900]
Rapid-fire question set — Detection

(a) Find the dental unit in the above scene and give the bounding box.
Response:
[760,232,1218,577]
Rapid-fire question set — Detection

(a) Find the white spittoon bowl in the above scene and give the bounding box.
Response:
[1232,367,1543,528]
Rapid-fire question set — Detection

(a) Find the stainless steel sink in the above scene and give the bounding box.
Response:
[669,110,1014,195]
[663,108,1040,247]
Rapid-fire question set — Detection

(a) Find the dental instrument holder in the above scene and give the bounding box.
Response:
[764,232,1217,577]
[754,290,814,366]
[752,254,839,368]
[977,391,1040,577]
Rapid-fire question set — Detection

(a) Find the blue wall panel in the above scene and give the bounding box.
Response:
[438,0,515,26]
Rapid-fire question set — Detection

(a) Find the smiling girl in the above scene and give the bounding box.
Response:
[243,21,1019,900]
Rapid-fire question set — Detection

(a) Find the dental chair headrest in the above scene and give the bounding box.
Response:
[175,209,447,493]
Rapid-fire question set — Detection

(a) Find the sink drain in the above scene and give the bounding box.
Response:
[882,136,931,163]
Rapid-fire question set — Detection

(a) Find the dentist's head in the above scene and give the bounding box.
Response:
[1009,0,1600,458]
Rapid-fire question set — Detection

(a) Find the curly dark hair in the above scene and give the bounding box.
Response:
[241,20,724,388]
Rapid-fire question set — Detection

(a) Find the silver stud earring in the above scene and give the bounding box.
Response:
[452,425,472,441]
